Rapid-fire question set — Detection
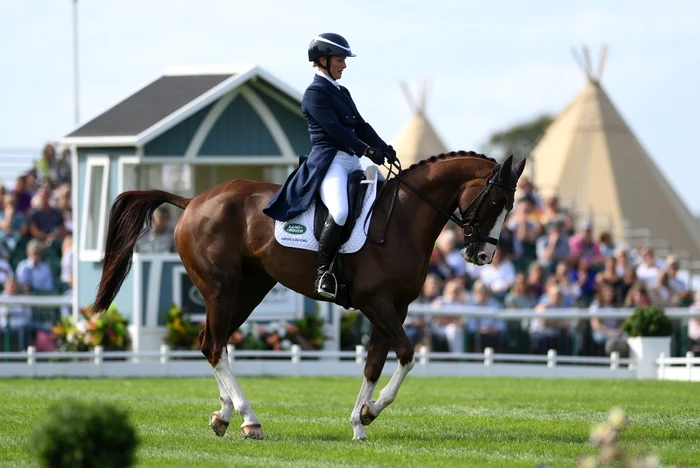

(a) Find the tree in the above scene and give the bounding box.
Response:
[482,114,554,163]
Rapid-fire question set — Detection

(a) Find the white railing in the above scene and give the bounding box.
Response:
[0,344,636,379]
[657,352,700,382]
[0,295,73,307]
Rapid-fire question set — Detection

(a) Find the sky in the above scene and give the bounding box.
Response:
[1,0,699,213]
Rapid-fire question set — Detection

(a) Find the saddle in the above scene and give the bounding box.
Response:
[311,169,386,310]
[313,170,370,244]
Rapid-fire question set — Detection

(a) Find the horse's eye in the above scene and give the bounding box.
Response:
[491,200,499,207]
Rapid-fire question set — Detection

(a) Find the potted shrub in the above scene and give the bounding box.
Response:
[623,305,673,379]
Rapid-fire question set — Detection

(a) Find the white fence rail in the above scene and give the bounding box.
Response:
[657,352,700,382]
[0,344,638,380]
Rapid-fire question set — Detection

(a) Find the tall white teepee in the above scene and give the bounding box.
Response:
[392,79,448,168]
[531,46,700,261]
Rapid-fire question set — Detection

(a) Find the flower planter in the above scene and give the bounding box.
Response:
[626,336,671,380]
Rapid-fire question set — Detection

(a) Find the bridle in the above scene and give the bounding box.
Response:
[365,158,517,247]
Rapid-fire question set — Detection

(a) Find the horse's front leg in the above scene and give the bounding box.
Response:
[350,303,414,439]
[349,327,390,440]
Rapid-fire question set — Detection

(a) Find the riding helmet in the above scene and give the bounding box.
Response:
[308,33,356,62]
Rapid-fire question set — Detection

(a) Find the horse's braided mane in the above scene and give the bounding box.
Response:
[400,150,498,175]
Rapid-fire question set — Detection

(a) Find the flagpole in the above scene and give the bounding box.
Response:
[72,0,80,125]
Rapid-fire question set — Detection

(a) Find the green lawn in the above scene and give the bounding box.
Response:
[0,376,698,467]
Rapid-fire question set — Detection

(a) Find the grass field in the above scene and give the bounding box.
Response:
[0,376,699,467]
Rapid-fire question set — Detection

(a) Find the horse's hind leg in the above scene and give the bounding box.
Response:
[199,264,276,440]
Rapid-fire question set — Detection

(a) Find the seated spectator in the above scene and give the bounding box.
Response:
[465,280,507,352]
[595,256,625,305]
[405,274,443,347]
[568,220,604,268]
[427,245,454,280]
[435,228,466,279]
[526,261,546,299]
[635,247,662,289]
[25,170,39,202]
[478,247,515,301]
[54,183,73,233]
[539,194,574,236]
[623,281,651,308]
[589,283,625,354]
[0,246,14,287]
[136,206,175,253]
[614,246,631,277]
[569,258,597,305]
[648,270,684,307]
[430,277,468,353]
[29,182,66,244]
[0,193,25,248]
[12,175,32,215]
[60,234,73,316]
[35,143,58,184]
[599,231,617,258]
[529,284,573,354]
[55,148,72,184]
[15,239,54,293]
[0,185,5,211]
[0,277,33,350]
[536,219,570,272]
[664,256,690,303]
[552,261,580,305]
[507,196,540,272]
[516,177,543,211]
[504,273,537,309]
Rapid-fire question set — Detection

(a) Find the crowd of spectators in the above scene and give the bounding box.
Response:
[405,177,700,357]
[0,145,698,357]
[0,143,73,351]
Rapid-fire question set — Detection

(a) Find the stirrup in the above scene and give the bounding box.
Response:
[316,270,338,299]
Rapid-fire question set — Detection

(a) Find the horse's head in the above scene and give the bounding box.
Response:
[457,154,526,266]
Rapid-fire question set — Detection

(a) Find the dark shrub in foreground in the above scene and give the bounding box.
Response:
[29,399,138,468]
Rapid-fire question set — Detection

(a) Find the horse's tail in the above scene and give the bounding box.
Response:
[92,190,191,313]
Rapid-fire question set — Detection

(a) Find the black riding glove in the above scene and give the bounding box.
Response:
[385,145,398,164]
[365,147,386,166]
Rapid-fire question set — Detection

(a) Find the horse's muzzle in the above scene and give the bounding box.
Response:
[461,245,492,266]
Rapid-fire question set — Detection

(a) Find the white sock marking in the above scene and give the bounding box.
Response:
[213,347,260,427]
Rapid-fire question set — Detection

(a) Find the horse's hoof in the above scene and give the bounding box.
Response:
[209,413,229,437]
[360,401,377,426]
[242,424,265,440]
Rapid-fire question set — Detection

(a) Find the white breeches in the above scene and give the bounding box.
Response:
[320,151,387,226]
[320,151,362,226]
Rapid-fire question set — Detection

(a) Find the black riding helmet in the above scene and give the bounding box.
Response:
[308,33,355,76]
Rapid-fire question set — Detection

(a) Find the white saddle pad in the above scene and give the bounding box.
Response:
[274,166,379,254]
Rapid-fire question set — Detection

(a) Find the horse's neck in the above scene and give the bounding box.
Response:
[401,157,494,243]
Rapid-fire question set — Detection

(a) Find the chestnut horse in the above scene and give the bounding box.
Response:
[91,151,525,441]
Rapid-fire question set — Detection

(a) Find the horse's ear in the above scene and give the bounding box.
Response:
[499,155,513,180]
[513,157,526,179]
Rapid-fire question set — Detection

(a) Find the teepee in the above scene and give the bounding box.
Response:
[531,46,700,261]
[392,79,448,168]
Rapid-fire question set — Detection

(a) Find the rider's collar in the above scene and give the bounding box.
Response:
[316,70,340,89]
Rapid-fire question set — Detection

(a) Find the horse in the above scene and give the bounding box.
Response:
[91,150,526,441]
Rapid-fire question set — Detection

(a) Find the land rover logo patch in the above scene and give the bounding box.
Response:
[284,223,306,235]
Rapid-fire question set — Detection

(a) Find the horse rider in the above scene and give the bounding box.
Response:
[263,32,397,300]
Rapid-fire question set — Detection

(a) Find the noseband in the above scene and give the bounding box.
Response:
[456,176,517,246]
[364,159,516,247]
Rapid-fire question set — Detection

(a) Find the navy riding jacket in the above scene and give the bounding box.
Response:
[263,74,388,222]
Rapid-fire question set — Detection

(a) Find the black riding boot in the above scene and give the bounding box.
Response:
[315,216,344,299]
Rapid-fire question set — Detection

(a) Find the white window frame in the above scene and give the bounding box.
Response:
[79,155,110,262]
[118,156,140,193]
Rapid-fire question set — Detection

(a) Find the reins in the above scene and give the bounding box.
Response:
[363,156,516,246]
